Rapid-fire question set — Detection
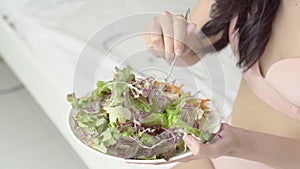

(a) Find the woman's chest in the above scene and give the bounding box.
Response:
[231,79,300,140]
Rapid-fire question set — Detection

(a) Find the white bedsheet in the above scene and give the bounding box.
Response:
[0,0,242,168]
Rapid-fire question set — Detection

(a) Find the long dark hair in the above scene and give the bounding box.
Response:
[201,0,280,70]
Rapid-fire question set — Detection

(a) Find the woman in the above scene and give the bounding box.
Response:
[143,0,300,168]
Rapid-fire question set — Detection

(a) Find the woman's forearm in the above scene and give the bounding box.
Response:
[233,127,300,169]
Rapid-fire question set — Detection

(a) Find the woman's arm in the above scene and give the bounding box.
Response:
[183,124,300,169]
[233,127,300,169]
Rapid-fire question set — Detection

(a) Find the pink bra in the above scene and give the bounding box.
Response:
[229,17,300,121]
[244,59,300,120]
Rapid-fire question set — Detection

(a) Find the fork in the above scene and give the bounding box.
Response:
[159,8,191,91]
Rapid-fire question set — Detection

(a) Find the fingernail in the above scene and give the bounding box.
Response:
[175,48,182,56]
[183,135,193,147]
[187,23,196,34]
[183,135,201,155]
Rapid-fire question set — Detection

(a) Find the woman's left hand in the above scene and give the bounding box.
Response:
[182,122,300,169]
[181,123,241,162]
[126,123,241,165]
[128,123,300,168]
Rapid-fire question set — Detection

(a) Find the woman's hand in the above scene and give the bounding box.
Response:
[182,123,300,169]
[143,11,202,66]
[181,123,241,162]
[127,123,300,168]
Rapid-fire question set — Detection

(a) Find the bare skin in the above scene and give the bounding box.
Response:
[231,0,300,138]
[144,0,300,168]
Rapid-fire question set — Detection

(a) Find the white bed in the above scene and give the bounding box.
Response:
[0,1,242,169]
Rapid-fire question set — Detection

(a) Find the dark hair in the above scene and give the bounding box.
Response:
[201,0,280,70]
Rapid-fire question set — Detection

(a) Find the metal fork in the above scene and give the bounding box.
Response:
[159,8,191,91]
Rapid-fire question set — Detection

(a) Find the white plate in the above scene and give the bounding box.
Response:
[68,99,221,164]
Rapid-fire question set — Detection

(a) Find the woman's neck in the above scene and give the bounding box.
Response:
[267,0,300,60]
[281,0,300,14]
[278,0,300,24]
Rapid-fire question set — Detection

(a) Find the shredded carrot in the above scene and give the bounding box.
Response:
[154,81,163,86]
[154,81,182,96]
[166,84,182,96]
[200,99,210,110]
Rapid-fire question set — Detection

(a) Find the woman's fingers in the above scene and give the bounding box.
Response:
[183,135,203,156]
[182,123,235,160]
[186,23,197,34]
[144,30,160,58]
[144,16,165,58]
[160,11,175,62]
[144,11,194,62]
[173,14,186,56]
[183,135,221,159]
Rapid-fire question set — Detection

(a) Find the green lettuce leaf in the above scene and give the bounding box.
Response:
[96,80,111,97]
[129,95,151,112]
[141,113,165,127]
[74,107,108,133]
[110,67,135,106]
[68,66,221,161]
[103,106,131,124]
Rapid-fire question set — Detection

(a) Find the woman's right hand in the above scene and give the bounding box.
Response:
[144,11,198,65]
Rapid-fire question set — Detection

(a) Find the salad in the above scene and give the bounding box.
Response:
[67,67,220,161]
